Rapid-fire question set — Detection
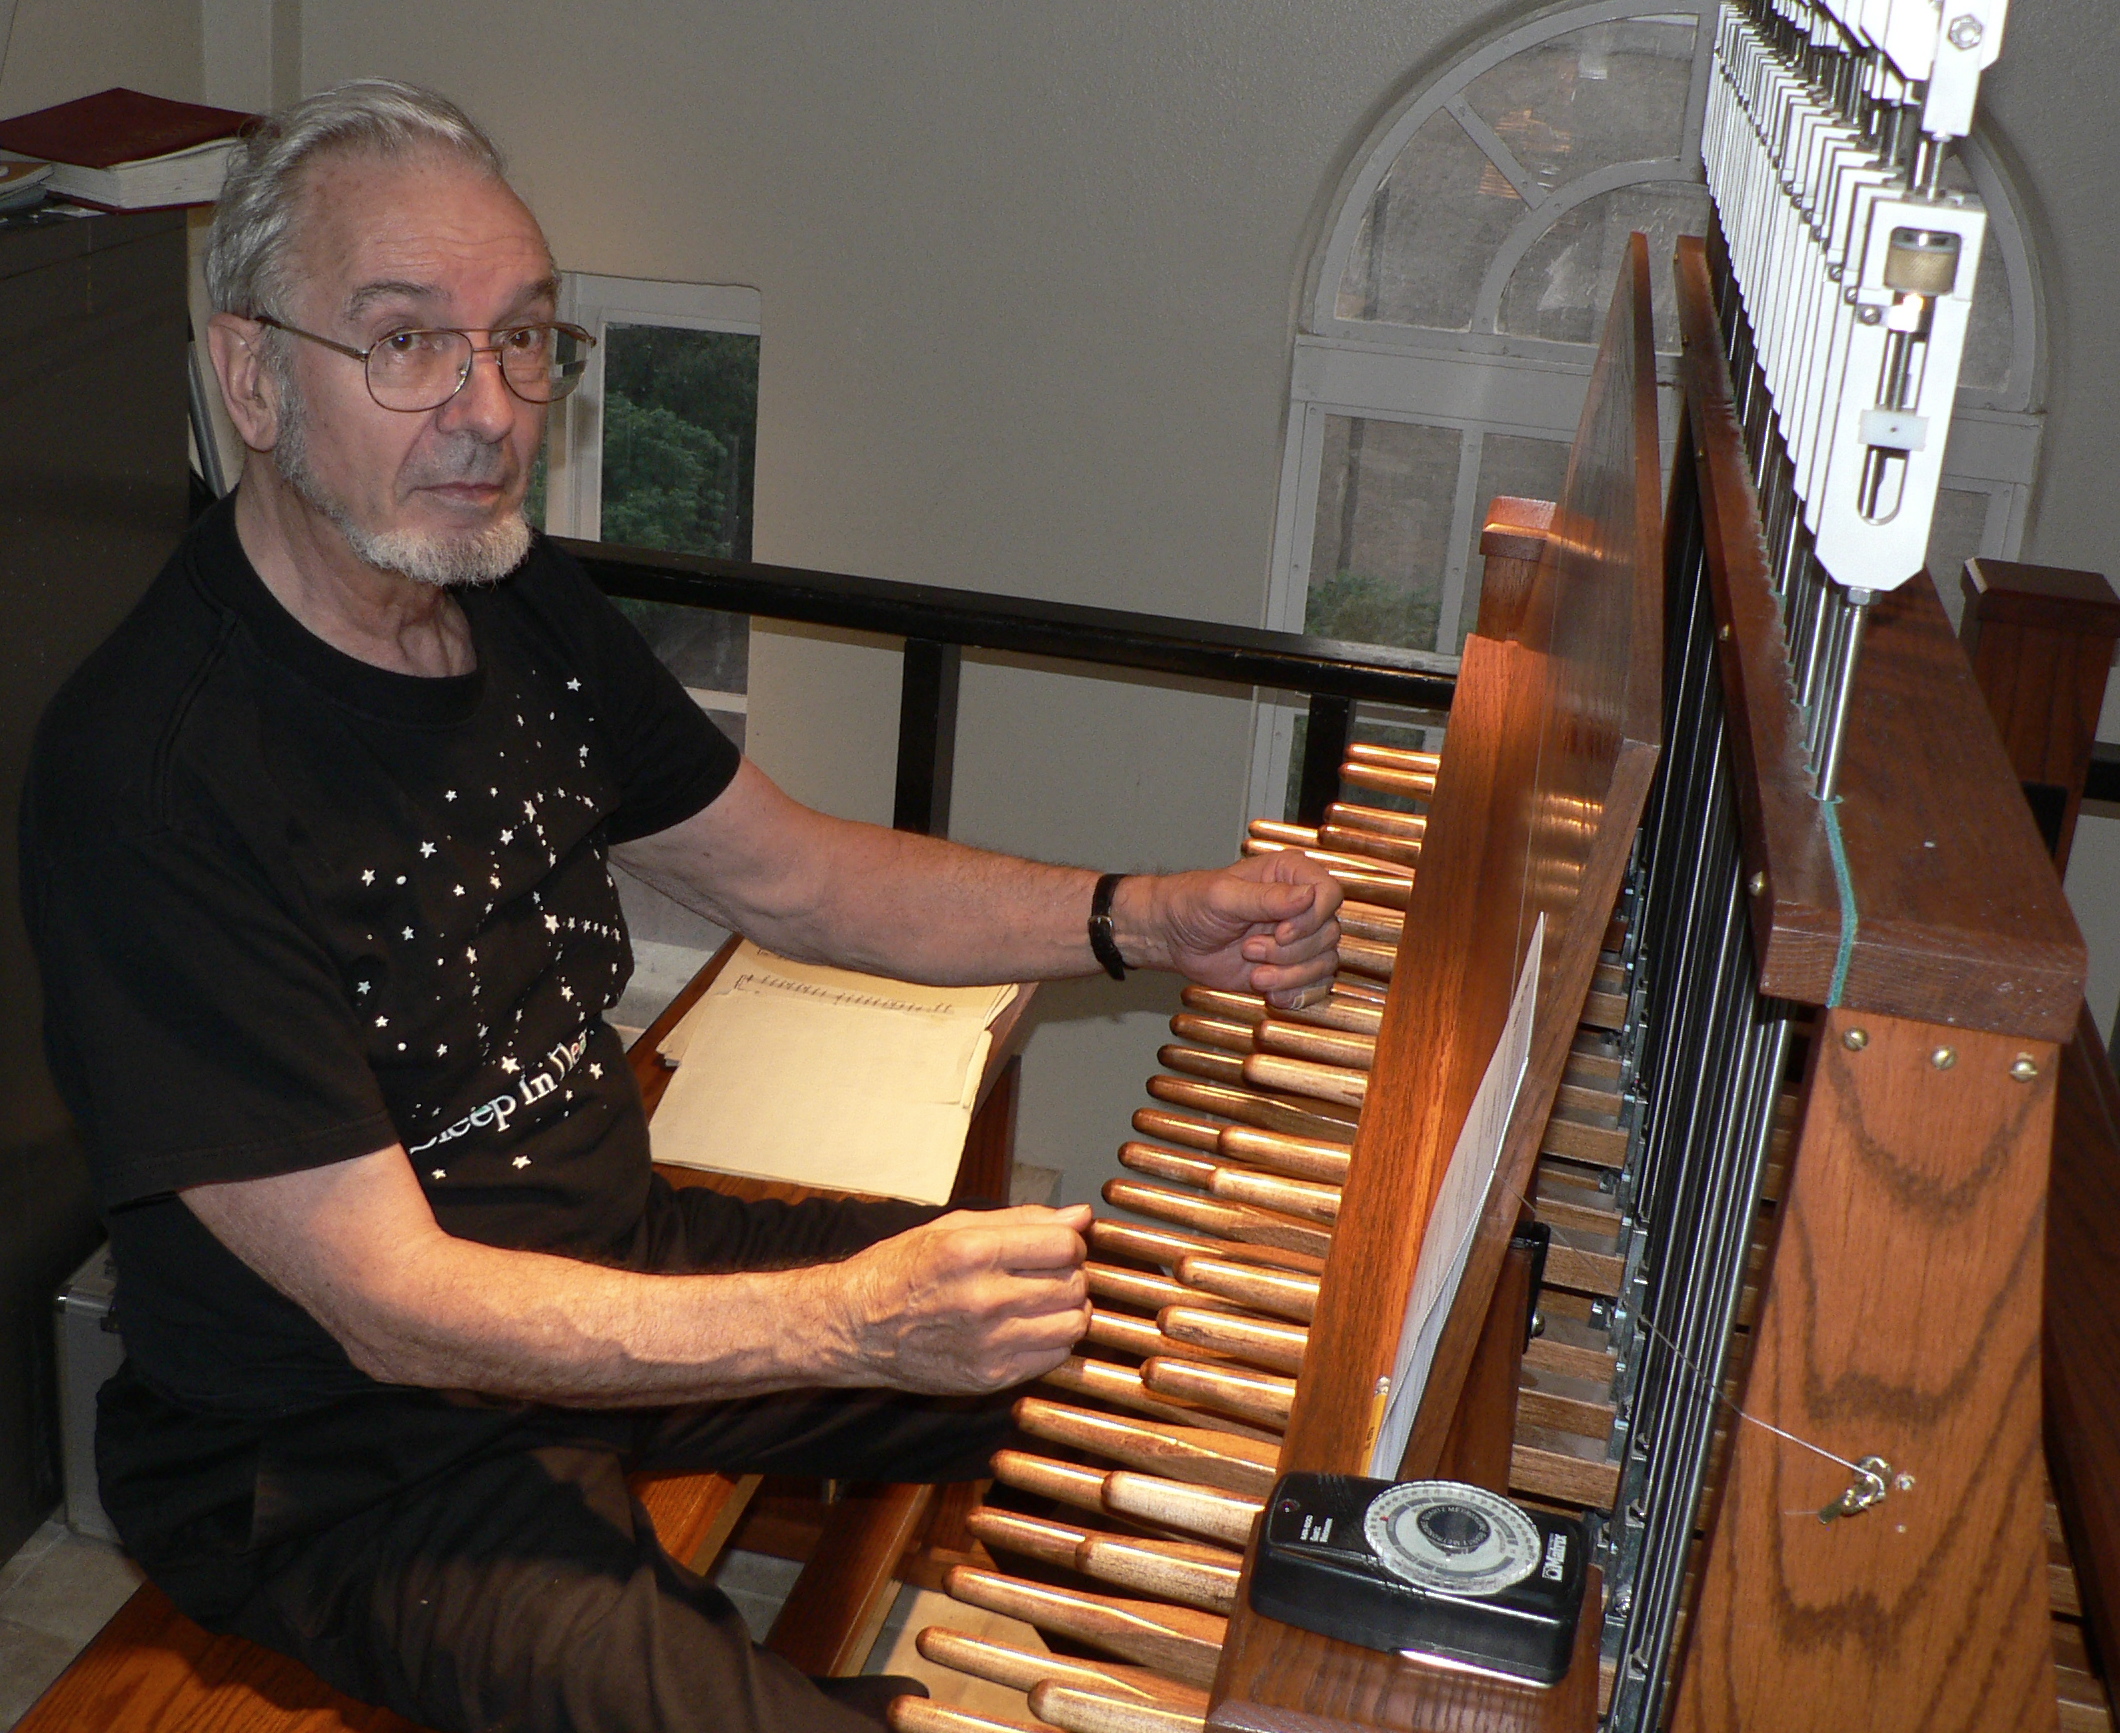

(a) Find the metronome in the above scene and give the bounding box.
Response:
[1250,1474,1588,1684]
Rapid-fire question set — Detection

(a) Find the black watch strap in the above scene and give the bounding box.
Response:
[1088,873,1129,981]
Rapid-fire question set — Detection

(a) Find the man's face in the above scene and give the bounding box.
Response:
[267,148,555,586]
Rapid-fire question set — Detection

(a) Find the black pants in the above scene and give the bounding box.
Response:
[101,1181,1014,1733]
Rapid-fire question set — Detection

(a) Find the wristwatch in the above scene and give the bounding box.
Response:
[1089,872,1129,981]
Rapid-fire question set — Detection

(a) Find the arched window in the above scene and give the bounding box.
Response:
[1248,0,2044,815]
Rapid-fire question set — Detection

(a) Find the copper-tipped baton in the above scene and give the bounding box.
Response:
[1140,1354,1296,1428]
[940,1565,1227,1688]
[912,1628,1209,1713]
[1144,1074,1357,1141]
[1240,1050,1368,1110]
[1130,1106,1223,1153]
[1214,1123,1351,1184]
[1100,1469,1262,1547]
[1174,1253,1321,1323]
[989,1448,1111,1519]
[1084,1261,1241,1317]
[885,1698,1040,1733]
[1084,1305,1234,1364]
[1166,1012,1256,1056]
[1037,1355,1282,1445]
[1156,1305,1309,1377]
[1326,800,1427,842]
[1252,1017,1375,1071]
[1012,1396,1279,1498]
[1029,1683,1208,1733]
[1072,1532,1244,1616]
[1155,1044,1247,1087]
[1085,1216,1325,1278]
[1205,1164,1340,1225]
[1117,1142,1218,1189]
[1100,1179,1333,1261]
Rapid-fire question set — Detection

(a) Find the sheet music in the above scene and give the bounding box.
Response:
[648,942,1016,1204]
[1367,913,1544,1479]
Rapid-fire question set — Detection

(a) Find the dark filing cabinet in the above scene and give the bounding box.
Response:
[0,207,191,1559]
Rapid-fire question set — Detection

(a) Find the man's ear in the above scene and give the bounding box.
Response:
[207,313,284,452]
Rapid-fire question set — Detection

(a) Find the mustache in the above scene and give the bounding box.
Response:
[402,435,512,490]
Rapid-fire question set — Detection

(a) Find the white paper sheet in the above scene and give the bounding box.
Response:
[647,943,1013,1203]
[1367,914,1545,1478]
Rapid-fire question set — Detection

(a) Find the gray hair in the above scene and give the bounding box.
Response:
[204,78,508,320]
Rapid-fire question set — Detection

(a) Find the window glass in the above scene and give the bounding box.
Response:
[601,325,758,562]
[1307,417,1461,650]
[1336,110,1524,331]
[1463,18,1699,188]
[1499,181,1712,352]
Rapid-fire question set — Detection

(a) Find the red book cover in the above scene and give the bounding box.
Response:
[0,87,253,169]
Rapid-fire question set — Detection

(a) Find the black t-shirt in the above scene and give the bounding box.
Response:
[22,496,740,1417]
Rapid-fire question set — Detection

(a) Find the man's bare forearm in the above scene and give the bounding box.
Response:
[183,1147,1093,1405]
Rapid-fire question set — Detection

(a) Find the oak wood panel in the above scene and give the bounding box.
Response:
[1435,1237,1534,1493]
[2047,1005,2120,1684]
[766,1481,937,1676]
[1670,1009,2059,1733]
[1672,237,2083,1040]
[1211,235,1661,1733]
[1958,557,2120,871]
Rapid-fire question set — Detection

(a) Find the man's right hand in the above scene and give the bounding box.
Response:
[832,1203,1094,1394]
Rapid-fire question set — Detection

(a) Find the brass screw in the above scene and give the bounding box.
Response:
[1894,1472,1917,1492]
[2009,1055,2039,1083]
[1931,1046,1957,1070]
[1843,1028,1868,1051]
[1748,871,1766,897]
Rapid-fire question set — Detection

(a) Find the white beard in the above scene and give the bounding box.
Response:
[272,360,531,588]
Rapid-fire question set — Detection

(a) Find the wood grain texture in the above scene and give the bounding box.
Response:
[766,1481,935,1676]
[1158,1308,1309,1377]
[1211,235,1661,1732]
[1175,1257,1320,1324]
[1101,1473,1262,1548]
[1207,1562,1602,1733]
[1957,558,2120,870]
[1037,1356,1283,1444]
[1672,237,2083,1040]
[1012,1397,1280,1497]
[1475,496,1557,643]
[1435,1238,1533,1494]
[942,1566,1228,1687]
[914,1627,1211,1712]
[2046,1006,2120,1686]
[1031,1682,1208,1733]
[1670,1009,2059,1733]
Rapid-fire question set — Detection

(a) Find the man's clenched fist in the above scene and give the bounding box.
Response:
[831,1203,1093,1394]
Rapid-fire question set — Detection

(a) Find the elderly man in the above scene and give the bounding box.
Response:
[21,79,1340,1733]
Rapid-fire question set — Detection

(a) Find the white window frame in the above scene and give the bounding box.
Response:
[1247,3,2047,820]
[543,274,762,716]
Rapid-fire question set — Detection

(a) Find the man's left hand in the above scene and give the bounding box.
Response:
[1118,852,1344,1008]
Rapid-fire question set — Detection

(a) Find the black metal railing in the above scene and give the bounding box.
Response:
[561,537,1459,836]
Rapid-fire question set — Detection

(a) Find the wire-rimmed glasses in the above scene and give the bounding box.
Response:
[255,316,596,412]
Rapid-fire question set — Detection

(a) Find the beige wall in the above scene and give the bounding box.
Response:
[0,0,200,116]
[295,0,1516,1202]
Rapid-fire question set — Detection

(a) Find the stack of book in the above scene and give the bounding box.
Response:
[0,87,254,211]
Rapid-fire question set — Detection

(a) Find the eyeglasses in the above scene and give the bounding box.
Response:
[254,315,596,413]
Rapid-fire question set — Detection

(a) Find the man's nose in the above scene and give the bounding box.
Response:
[436,341,519,442]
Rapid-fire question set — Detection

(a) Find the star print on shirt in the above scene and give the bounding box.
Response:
[465,947,478,964]
[356,981,372,995]
[499,830,514,844]
[361,870,375,885]
[401,927,415,940]
[544,914,560,932]
[432,1169,446,1181]
[588,1063,603,1079]
[501,1056,520,1074]
[453,885,466,897]
[513,1155,531,1168]
[445,790,457,802]
[374,1015,388,1027]
[420,842,436,857]
[566,678,581,691]
[559,984,574,1001]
